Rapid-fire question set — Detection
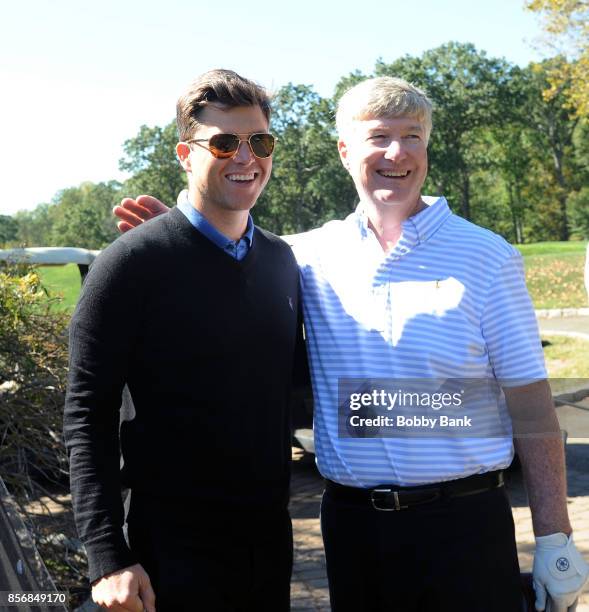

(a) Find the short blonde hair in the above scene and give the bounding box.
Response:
[336,77,433,143]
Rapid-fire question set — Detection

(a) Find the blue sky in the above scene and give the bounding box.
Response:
[1,0,549,215]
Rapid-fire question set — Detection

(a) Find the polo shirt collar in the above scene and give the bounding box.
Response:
[352,195,451,256]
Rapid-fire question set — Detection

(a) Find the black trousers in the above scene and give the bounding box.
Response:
[321,484,523,612]
[126,492,292,612]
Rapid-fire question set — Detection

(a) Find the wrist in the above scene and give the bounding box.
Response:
[534,524,572,539]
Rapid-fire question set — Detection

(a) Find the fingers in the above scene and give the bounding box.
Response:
[113,195,170,234]
[92,585,144,611]
[138,575,157,612]
[135,195,170,215]
[534,578,547,610]
[112,200,151,234]
[117,220,136,233]
[91,564,153,612]
[115,199,154,222]
[543,595,580,612]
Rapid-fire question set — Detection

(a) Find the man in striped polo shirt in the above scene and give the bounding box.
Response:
[115,76,588,611]
[294,77,588,612]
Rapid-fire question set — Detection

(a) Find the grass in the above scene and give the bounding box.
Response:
[34,240,588,312]
[515,240,587,310]
[516,241,587,257]
[37,264,83,312]
[542,335,589,379]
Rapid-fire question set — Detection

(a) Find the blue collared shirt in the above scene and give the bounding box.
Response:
[177,196,254,261]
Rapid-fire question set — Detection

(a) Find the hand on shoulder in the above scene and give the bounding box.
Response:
[113,196,170,233]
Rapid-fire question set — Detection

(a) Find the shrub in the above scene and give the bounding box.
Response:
[0,264,69,500]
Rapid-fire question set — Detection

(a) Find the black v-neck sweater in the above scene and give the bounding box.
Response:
[64,206,301,581]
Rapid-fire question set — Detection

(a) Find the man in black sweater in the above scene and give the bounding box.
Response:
[64,70,303,612]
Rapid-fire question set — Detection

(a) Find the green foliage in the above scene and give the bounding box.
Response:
[520,60,581,240]
[0,265,69,499]
[255,84,357,234]
[49,181,122,248]
[119,121,185,206]
[14,203,56,247]
[526,0,589,118]
[568,187,589,238]
[375,42,517,221]
[0,215,18,246]
[13,182,122,249]
[12,43,588,245]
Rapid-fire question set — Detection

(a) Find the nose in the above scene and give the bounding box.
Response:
[384,139,406,161]
[233,139,255,163]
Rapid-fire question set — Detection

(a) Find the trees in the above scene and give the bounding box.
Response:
[11,43,588,245]
[526,0,589,117]
[119,122,185,207]
[14,204,58,248]
[519,60,581,241]
[49,181,122,249]
[333,43,585,242]
[0,215,18,247]
[255,84,356,234]
[374,43,517,222]
[12,182,121,249]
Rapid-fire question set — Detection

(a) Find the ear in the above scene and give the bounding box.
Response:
[176,142,192,172]
[338,139,350,172]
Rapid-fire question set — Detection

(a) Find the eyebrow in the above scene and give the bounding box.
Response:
[367,123,424,134]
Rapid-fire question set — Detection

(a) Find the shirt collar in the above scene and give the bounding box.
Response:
[351,195,451,254]
[176,191,254,248]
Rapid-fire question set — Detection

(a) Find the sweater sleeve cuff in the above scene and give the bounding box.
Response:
[84,531,138,584]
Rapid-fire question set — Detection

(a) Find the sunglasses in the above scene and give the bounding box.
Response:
[186,132,276,159]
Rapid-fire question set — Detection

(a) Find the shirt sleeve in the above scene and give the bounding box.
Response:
[63,238,143,582]
[480,252,547,387]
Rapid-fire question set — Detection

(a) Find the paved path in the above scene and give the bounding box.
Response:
[538,315,589,338]
[289,441,589,611]
[288,315,589,610]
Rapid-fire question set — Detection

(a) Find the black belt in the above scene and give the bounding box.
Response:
[325,471,504,511]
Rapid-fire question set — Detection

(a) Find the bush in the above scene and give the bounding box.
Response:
[0,264,69,500]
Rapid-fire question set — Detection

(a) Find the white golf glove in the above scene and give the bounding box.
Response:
[533,532,589,612]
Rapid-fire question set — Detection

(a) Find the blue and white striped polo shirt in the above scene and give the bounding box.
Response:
[292,196,547,487]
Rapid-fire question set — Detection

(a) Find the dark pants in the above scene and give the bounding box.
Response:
[127,492,292,612]
[321,484,522,612]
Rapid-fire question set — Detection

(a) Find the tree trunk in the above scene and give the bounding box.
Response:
[552,150,569,241]
[461,170,471,220]
[508,183,522,244]
[546,111,573,242]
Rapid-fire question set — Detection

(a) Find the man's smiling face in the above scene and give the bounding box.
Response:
[338,115,428,214]
[178,104,272,215]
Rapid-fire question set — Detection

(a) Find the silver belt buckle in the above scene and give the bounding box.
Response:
[370,488,408,511]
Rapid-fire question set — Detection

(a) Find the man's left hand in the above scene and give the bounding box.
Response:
[533,532,589,611]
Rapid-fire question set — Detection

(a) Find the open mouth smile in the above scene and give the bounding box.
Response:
[226,172,257,183]
[377,170,410,178]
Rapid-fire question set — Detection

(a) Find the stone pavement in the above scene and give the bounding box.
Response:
[288,440,589,612]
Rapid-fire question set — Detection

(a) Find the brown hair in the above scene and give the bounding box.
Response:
[176,69,271,141]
